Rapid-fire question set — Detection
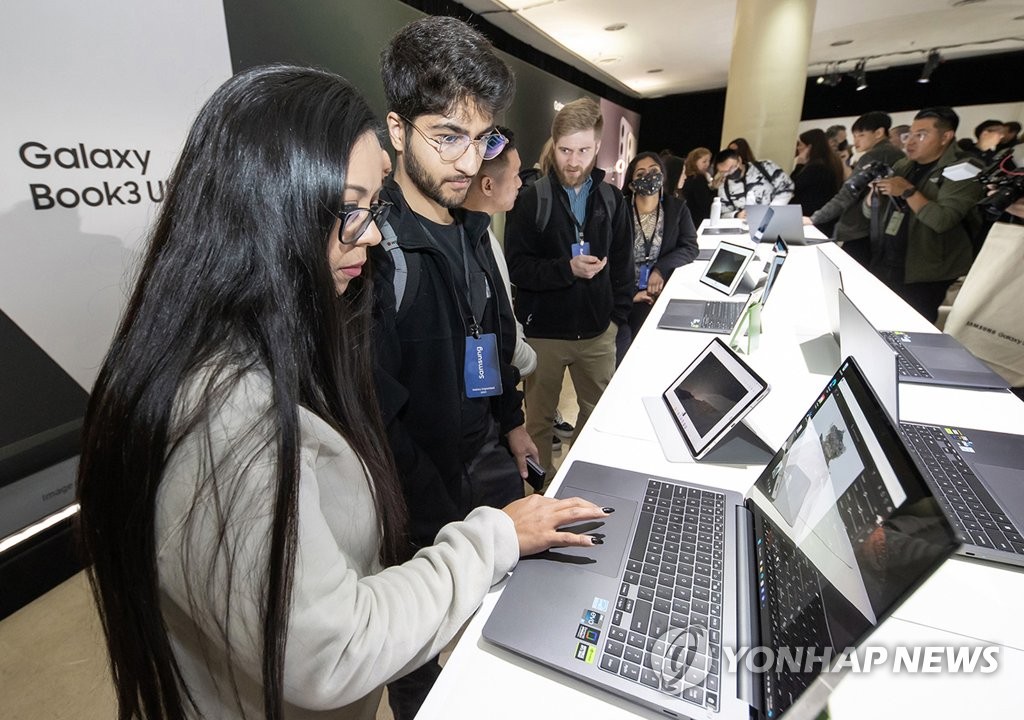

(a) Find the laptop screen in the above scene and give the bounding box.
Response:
[750,207,774,243]
[760,252,787,309]
[746,358,956,718]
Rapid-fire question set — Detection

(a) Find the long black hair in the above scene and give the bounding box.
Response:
[76,64,407,720]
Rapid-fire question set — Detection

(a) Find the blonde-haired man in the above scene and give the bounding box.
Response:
[505,98,633,484]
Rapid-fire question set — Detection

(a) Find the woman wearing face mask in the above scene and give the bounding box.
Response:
[617,152,700,362]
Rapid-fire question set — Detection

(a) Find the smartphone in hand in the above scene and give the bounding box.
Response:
[524,456,546,493]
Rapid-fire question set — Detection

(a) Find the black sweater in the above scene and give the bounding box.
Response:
[371,178,523,547]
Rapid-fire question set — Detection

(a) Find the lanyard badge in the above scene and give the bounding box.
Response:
[464,332,502,398]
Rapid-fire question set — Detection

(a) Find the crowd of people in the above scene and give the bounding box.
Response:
[73,13,1022,720]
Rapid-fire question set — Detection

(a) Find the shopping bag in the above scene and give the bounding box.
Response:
[944,222,1024,386]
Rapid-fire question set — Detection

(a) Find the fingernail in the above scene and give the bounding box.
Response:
[589,535,604,545]
[602,507,615,513]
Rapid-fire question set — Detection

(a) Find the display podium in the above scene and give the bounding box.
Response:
[413,220,1024,719]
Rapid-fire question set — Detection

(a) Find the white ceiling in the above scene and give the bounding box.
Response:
[455,0,1024,98]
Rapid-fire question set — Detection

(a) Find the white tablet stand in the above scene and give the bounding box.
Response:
[642,396,774,465]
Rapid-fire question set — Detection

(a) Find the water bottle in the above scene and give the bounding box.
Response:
[709,197,721,227]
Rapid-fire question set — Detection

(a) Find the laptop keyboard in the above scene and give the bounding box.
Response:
[599,479,726,711]
[836,472,896,543]
[702,301,744,331]
[900,422,1024,554]
[882,333,932,379]
[759,520,829,706]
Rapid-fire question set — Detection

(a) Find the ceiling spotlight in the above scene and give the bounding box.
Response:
[817,63,841,87]
[853,60,868,91]
[603,23,627,32]
[918,50,941,83]
[646,68,664,74]
[830,39,853,47]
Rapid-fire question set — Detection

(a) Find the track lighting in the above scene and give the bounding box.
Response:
[853,60,868,91]
[918,50,941,83]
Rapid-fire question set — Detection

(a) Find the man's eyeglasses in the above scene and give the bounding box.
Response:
[400,115,508,163]
[331,200,392,244]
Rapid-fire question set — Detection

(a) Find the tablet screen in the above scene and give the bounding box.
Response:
[663,337,770,459]
[700,241,754,295]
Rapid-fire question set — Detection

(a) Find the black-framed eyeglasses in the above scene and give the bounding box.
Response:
[331,200,392,244]
[399,114,508,163]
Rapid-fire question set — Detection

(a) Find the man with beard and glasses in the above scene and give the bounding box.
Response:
[504,98,633,485]
[372,17,538,718]
[867,106,984,322]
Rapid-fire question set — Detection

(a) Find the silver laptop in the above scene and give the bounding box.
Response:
[817,250,844,345]
[745,204,820,245]
[484,358,956,719]
[840,289,1024,566]
[879,330,1007,390]
[658,248,787,335]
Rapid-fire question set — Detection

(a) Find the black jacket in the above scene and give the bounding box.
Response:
[505,167,634,340]
[371,178,523,547]
[681,173,715,225]
[792,161,842,236]
[810,139,905,242]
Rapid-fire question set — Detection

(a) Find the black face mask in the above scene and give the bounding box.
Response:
[728,168,744,181]
[631,171,664,196]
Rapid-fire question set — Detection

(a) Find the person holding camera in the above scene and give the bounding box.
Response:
[803,112,905,266]
[865,106,984,323]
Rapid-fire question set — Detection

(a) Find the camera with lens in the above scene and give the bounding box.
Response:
[975,150,1024,219]
[845,160,894,194]
[943,147,1024,219]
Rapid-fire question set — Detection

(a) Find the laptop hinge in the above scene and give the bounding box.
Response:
[734,504,764,712]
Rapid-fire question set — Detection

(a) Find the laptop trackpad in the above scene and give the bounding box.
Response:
[913,345,983,372]
[976,464,1024,528]
[522,486,637,578]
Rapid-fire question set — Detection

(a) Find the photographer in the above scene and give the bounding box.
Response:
[803,111,905,266]
[865,106,984,323]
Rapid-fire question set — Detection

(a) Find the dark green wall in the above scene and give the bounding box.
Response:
[221,0,596,168]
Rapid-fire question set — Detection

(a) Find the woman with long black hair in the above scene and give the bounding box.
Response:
[617,151,700,361]
[75,65,606,720]
[791,128,845,237]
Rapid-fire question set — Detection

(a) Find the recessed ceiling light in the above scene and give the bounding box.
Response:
[603,23,627,32]
[952,0,987,6]
[1014,14,1024,19]
[596,56,622,64]
[647,68,664,74]
[830,39,853,47]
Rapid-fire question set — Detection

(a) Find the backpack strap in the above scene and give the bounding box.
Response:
[380,220,419,321]
[535,173,617,233]
[534,175,553,232]
[596,181,617,225]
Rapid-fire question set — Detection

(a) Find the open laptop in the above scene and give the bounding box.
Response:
[484,358,956,719]
[658,248,787,335]
[840,289,1024,566]
[745,204,819,245]
[817,250,844,345]
[879,330,1007,390]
